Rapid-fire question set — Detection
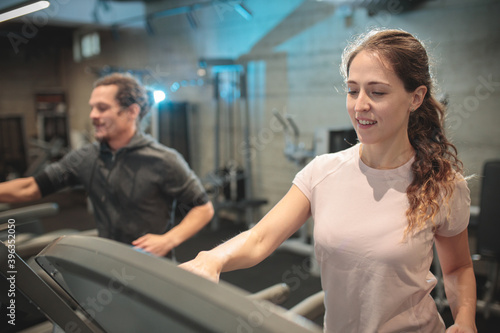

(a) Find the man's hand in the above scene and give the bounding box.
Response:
[0,177,41,203]
[132,202,214,257]
[132,233,175,257]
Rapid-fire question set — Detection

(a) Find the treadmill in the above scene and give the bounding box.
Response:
[1,235,322,332]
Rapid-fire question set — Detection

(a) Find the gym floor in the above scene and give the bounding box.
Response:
[11,189,500,332]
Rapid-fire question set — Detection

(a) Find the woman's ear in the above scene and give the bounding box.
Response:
[410,85,427,111]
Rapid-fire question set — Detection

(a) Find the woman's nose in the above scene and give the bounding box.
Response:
[354,91,370,112]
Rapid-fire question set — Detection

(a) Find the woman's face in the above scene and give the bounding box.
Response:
[346,50,416,148]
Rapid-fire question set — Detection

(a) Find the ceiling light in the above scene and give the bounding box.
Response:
[234,3,252,20]
[153,90,166,103]
[0,1,50,23]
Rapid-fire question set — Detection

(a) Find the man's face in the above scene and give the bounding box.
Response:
[89,85,135,143]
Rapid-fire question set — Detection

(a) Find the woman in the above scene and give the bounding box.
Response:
[180,29,477,333]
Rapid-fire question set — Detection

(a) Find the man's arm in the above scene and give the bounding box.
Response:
[0,177,42,203]
[132,201,214,257]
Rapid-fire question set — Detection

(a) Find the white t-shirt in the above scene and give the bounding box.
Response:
[293,144,470,333]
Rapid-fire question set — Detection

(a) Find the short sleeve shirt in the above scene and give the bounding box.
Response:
[293,144,470,333]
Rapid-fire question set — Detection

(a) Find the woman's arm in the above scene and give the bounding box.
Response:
[179,185,311,282]
[435,229,477,333]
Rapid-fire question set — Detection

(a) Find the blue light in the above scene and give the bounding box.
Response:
[170,82,180,92]
[210,64,243,73]
[153,90,166,103]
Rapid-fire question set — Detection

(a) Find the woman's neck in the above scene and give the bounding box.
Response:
[359,141,414,170]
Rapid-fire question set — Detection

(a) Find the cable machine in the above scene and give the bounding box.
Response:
[203,59,267,229]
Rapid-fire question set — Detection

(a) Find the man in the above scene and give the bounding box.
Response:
[0,73,214,257]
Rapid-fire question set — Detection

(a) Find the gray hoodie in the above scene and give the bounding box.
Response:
[34,132,208,245]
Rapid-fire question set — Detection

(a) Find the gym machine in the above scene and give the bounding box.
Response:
[201,59,268,229]
[1,235,322,333]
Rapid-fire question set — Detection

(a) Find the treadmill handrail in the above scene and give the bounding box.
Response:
[0,203,59,231]
[35,235,322,333]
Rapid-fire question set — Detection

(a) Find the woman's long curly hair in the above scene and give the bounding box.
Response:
[341,29,463,235]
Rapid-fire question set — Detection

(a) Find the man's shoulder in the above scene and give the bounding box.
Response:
[59,143,99,164]
[74,142,99,155]
[130,133,178,155]
[129,142,190,175]
[139,140,182,159]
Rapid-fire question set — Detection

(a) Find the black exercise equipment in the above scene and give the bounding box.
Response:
[1,235,322,332]
[0,202,97,260]
[473,160,500,318]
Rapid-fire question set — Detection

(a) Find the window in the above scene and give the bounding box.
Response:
[73,31,100,62]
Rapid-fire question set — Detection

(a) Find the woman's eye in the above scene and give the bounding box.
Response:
[372,92,386,96]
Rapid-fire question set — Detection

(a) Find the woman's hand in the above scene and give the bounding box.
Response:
[178,251,222,283]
